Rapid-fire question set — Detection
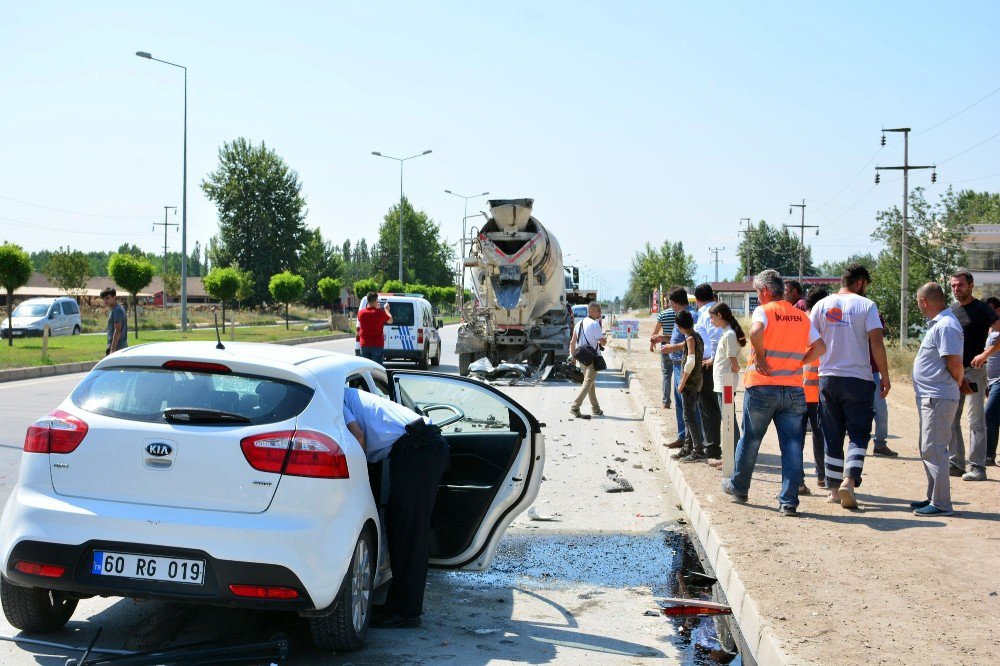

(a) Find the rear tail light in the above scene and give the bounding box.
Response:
[241,430,349,478]
[24,410,89,454]
[229,584,299,599]
[15,561,66,578]
[417,328,424,344]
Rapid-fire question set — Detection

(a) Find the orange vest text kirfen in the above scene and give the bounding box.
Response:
[744,299,813,389]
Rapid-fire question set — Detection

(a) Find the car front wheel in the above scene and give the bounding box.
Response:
[0,577,78,633]
[308,530,374,652]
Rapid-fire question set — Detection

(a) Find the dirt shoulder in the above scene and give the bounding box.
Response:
[618,318,1000,666]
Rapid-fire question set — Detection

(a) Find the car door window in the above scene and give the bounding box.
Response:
[392,374,516,434]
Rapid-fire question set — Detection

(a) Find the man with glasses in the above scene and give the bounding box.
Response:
[809,263,890,509]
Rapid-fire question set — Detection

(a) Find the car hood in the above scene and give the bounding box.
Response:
[1,316,46,328]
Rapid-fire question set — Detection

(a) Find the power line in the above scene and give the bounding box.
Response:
[937,130,1000,165]
[915,83,1000,136]
[0,214,159,237]
[0,194,157,220]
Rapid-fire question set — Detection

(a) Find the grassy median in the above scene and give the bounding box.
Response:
[0,327,345,369]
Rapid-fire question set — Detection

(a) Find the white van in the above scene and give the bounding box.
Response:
[1,297,82,339]
[355,293,442,368]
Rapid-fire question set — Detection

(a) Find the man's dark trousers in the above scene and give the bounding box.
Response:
[820,376,875,487]
[698,370,722,456]
[384,423,449,619]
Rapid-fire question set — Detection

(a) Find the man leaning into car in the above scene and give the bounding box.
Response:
[343,387,448,628]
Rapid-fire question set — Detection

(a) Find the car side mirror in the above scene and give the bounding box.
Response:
[49,312,57,319]
[437,319,444,329]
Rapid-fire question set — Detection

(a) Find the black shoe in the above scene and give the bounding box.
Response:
[985,457,996,467]
[949,465,965,477]
[779,504,798,517]
[371,613,421,629]
[670,446,692,460]
[721,479,748,503]
[704,446,722,460]
[679,450,707,463]
[872,445,898,457]
[909,499,931,509]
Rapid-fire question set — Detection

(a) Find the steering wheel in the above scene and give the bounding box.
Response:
[418,403,465,427]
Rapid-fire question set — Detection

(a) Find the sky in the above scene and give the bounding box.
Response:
[2,1,999,297]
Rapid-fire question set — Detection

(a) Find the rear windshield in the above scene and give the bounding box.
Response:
[387,302,415,327]
[71,367,314,425]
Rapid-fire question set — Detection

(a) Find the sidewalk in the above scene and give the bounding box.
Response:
[617,318,999,665]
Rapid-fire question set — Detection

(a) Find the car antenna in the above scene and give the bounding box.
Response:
[213,310,225,350]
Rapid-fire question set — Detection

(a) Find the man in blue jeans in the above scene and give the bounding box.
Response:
[722,270,825,516]
[652,287,702,451]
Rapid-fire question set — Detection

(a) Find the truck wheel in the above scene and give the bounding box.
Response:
[417,346,430,370]
[459,353,474,377]
[308,531,374,652]
[1,577,78,633]
[431,346,441,367]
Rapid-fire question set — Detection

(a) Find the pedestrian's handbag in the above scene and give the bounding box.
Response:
[573,322,598,366]
[594,354,607,371]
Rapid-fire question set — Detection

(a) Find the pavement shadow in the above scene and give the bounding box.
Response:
[805,511,947,530]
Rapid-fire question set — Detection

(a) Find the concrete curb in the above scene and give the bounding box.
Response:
[0,333,354,384]
[610,347,813,666]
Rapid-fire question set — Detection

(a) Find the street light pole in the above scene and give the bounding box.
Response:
[372,150,432,282]
[136,51,189,331]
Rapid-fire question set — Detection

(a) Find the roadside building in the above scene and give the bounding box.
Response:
[964,224,1000,298]
[710,276,839,315]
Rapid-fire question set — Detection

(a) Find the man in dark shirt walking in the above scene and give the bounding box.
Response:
[100,287,128,355]
[947,270,1000,481]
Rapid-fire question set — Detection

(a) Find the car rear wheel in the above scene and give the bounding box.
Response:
[417,346,430,370]
[431,344,441,366]
[0,577,78,633]
[308,531,374,652]
[72,325,81,335]
[458,352,474,376]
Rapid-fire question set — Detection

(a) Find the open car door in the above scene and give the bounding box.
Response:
[386,370,544,571]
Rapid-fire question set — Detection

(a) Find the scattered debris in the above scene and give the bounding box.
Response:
[643,610,660,617]
[527,507,559,522]
[657,598,732,617]
[614,456,628,463]
[603,472,635,493]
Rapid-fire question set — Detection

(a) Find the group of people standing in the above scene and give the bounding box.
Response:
[652,263,994,518]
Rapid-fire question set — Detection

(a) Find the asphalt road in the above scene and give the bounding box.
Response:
[0,327,707,664]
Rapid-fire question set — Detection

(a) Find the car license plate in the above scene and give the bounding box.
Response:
[92,550,205,585]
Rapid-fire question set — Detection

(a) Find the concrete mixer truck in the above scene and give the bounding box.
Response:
[456,198,574,376]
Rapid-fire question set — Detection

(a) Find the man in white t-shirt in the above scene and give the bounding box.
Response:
[809,263,890,509]
[570,302,607,417]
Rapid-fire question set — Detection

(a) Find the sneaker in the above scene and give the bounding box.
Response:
[838,483,858,510]
[662,402,672,409]
[666,438,686,449]
[798,484,811,496]
[872,445,898,457]
[570,407,583,418]
[721,479,748,504]
[986,457,996,467]
[817,478,827,489]
[670,446,693,460]
[779,504,798,517]
[704,446,722,460]
[962,466,987,481]
[913,504,953,517]
[679,450,707,463]
[949,465,965,477]
[909,499,931,509]
[592,409,604,416]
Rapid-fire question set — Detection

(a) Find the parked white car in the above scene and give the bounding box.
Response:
[0,341,544,651]
[355,293,443,368]
[0,297,82,339]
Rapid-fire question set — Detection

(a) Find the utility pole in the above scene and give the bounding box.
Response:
[708,246,725,282]
[153,206,178,275]
[785,199,818,283]
[876,128,936,345]
[738,217,753,277]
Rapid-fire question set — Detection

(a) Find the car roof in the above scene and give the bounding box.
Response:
[20,297,68,304]
[96,341,382,386]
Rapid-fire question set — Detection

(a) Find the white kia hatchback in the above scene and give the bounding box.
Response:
[0,341,544,651]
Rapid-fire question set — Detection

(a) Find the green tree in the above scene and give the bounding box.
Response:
[735,220,816,279]
[236,267,254,306]
[817,253,877,279]
[353,278,381,306]
[203,267,243,332]
[43,247,92,294]
[318,276,343,311]
[0,243,33,347]
[161,272,181,307]
[201,138,308,305]
[108,253,155,338]
[382,279,404,293]
[299,228,344,307]
[269,271,305,329]
[869,187,973,338]
[624,241,696,309]
[373,197,455,286]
